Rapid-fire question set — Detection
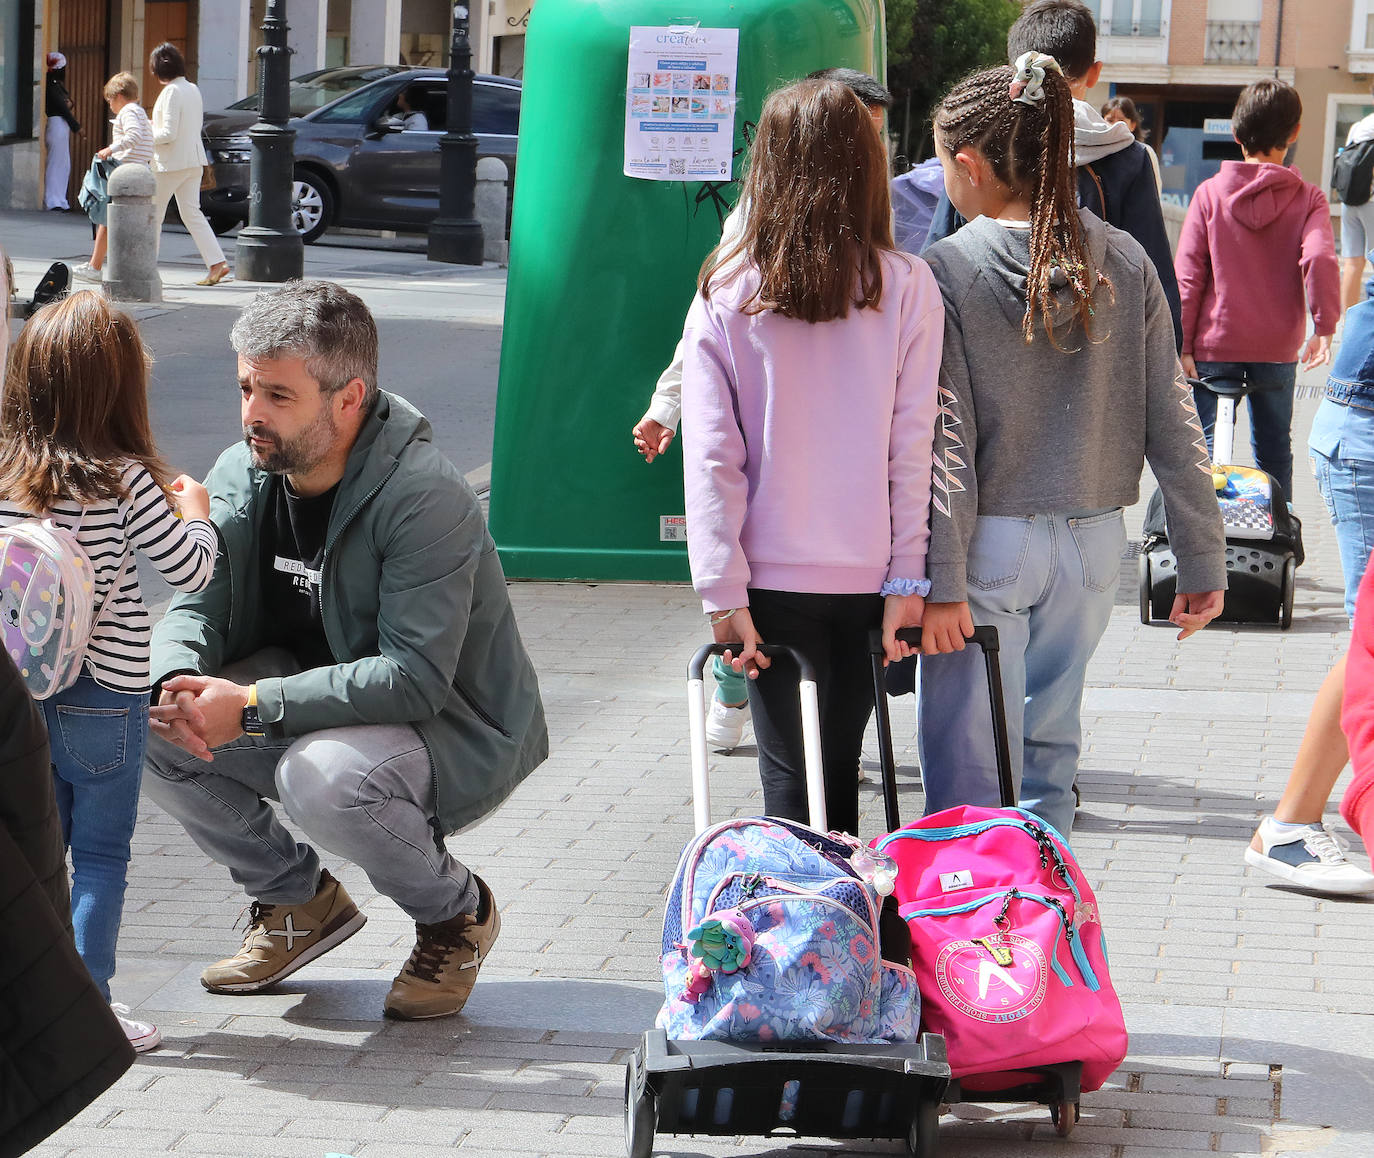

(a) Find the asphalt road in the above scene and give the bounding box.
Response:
[3,211,507,608]
[138,306,504,482]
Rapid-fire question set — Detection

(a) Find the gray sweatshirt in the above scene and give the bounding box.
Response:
[922,210,1226,602]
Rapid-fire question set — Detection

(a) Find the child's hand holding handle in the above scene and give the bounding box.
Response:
[920,602,976,655]
[712,607,770,678]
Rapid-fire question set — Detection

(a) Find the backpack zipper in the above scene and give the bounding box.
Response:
[877,816,1083,905]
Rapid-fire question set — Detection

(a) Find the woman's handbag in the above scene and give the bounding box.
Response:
[200,164,217,192]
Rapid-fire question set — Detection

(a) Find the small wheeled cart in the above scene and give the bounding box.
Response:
[625,643,951,1158]
[1140,375,1302,630]
[626,1027,952,1158]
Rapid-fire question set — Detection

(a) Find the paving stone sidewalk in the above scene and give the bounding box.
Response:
[11,222,1371,1154]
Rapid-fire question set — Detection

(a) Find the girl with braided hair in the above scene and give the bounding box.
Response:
[914,54,1227,840]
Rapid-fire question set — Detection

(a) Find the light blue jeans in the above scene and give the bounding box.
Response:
[41,674,150,1001]
[1310,446,1374,621]
[142,649,478,924]
[918,510,1126,840]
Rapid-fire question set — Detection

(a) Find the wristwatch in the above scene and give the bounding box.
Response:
[241,683,266,736]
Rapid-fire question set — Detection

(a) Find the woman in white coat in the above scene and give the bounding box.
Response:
[149,43,231,285]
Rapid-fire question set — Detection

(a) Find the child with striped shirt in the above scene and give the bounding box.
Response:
[73,72,155,283]
[0,292,216,1051]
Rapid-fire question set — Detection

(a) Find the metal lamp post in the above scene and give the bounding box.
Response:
[237,0,305,282]
[428,3,484,264]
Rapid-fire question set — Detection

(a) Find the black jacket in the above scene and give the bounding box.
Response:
[0,653,133,1158]
[923,141,1184,352]
[44,70,81,133]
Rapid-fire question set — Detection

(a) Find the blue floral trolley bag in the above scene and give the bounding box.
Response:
[625,642,951,1158]
[657,814,919,1044]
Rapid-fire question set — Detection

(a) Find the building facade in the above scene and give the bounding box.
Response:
[1085,0,1372,217]
[0,0,528,211]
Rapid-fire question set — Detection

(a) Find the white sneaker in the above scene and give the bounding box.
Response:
[1244,817,1374,895]
[705,698,749,752]
[111,1003,162,1053]
[70,262,101,282]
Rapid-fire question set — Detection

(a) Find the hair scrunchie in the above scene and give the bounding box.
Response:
[1009,51,1063,107]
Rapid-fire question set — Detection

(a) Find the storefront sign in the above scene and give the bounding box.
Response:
[624,25,739,182]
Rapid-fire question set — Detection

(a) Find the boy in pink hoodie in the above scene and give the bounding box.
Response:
[1176,79,1339,503]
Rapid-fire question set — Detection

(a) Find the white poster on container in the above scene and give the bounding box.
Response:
[624,25,739,182]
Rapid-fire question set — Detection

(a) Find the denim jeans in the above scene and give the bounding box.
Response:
[918,510,1126,840]
[1310,446,1374,620]
[1192,362,1298,500]
[141,649,478,925]
[41,674,150,1001]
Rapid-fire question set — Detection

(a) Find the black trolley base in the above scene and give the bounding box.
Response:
[945,1060,1085,1137]
[626,1028,951,1157]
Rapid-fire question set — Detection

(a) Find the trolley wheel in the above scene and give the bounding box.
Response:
[624,1063,656,1158]
[1138,552,1152,625]
[906,1099,940,1157]
[1049,1099,1080,1137]
[1279,556,1296,631]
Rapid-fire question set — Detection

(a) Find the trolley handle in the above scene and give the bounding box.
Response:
[686,642,824,836]
[866,626,1017,833]
[687,642,816,682]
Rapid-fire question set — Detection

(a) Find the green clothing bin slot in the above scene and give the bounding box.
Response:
[489,0,884,581]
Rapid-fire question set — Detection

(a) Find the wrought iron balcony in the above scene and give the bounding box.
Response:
[1205,20,1261,64]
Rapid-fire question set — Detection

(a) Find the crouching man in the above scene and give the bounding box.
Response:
[146,281,547,1019]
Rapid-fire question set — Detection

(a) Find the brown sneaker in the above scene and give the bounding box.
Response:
[383,874,500,1020]
[200,869,367,993]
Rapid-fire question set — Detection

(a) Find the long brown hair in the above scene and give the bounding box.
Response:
[700,78,895,324]
[0,291,170,512]
[935,61,1109,345]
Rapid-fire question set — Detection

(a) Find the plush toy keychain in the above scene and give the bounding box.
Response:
[681,909,755,1003]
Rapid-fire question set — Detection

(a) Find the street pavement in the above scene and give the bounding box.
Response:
[5,209,1374,1158]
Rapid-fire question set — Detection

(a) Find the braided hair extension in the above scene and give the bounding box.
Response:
[935,63,1111,347]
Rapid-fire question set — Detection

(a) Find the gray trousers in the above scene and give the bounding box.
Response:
[142,649,477,925]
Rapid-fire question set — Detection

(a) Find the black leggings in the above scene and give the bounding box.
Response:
[744,588,883,837]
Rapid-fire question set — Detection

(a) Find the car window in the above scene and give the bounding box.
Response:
[228,68,401,118]
[313,84,392,125]
[473,84,520,136]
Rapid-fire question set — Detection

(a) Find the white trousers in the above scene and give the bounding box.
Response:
[43,118,71,209]
[153,166,227,271]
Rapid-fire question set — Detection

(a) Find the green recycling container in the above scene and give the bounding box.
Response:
[489,0,884,581]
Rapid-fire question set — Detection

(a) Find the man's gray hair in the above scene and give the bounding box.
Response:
[230,280,379,407]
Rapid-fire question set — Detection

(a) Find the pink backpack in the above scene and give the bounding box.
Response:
[871,805,1127,1092]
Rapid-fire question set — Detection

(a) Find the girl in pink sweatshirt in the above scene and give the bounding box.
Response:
[680,78,944,836]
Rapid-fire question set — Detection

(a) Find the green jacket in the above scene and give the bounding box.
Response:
[151,392,547,833]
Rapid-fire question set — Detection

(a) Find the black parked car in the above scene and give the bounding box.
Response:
[200,67,520,243]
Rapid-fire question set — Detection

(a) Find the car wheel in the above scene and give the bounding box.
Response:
[291,172,333,244]
[208,214,238,237]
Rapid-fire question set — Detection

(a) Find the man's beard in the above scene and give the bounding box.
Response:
[243,406,338,475]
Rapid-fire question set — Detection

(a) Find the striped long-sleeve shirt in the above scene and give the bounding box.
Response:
[110,102,154,164]
[0,461,216,693]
